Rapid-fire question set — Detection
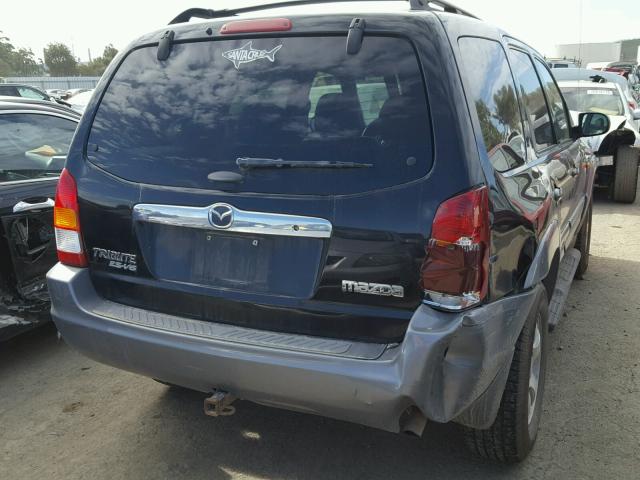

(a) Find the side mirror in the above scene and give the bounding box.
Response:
[578,112,610,137]
[632,109,640,121]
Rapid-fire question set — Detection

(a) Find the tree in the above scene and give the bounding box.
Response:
[12,47,40,75]
[475,100,502,151]
[44,42,77,76]
[493,84,519,135]
[77,44,118,76]
[101,44,118,64]
[0,33,42,76]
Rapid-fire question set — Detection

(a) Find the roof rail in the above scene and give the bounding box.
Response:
[419,1,479,19]
[168,0,479,25]
[170,8,217,25]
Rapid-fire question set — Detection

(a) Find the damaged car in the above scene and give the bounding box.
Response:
[556,74,640,203]
[0,99,79,340]
[48,0,610,462]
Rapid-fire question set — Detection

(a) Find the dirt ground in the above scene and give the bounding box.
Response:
[1,189,639,480]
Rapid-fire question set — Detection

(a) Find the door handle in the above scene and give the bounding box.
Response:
[13,198,55,213]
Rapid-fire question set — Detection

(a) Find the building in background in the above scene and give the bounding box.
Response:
[620,39,640,63]
[555,38,640,67]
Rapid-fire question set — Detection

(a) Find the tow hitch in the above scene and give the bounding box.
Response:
[204,390,237,417]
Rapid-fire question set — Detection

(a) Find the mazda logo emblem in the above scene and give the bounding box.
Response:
[209,203,234,229]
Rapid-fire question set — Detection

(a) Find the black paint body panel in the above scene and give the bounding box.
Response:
[63,10,592,342]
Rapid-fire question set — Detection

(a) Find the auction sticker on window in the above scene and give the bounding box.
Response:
[587,90,614,95]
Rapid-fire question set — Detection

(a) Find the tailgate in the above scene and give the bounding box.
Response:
[79,31,437,342]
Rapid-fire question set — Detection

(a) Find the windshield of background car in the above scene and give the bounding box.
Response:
[0,113,76,183]
[561,86,625,116]
[87,36,432,195]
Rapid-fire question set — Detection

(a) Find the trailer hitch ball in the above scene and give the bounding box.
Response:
[204,390,237,417]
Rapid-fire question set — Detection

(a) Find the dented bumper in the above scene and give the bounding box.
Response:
[47,263,540,432]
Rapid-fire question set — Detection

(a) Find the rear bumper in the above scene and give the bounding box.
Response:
[47,263,540,432]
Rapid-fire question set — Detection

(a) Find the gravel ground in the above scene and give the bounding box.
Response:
[1,189,639,480]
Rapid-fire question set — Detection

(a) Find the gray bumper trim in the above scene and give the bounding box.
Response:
[93,298,387,360]
[47,263,541,432]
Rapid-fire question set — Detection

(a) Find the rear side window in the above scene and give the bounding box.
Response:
[0,85,20,97]
[457,37,525,171]
[534,59,571,142]
[509,49,555,151]
[18,87,47,100]
[87,36,432,195]
[0,113,76,183]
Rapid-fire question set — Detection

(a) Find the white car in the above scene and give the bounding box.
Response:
[557,79,640,202]
[554,68,640,129]
[66,90,94,114]
[585,62,609,71]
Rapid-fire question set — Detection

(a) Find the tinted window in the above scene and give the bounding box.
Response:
[534,59,571,142]
[356,76,390,126]
[0,113,76,182]
[308,72,342,121]
[0,85,20,97]
[458,37,525,170]
[509,49,554,150]
[88,37,431,195]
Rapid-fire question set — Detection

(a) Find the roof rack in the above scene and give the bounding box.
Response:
[169,0,479,24]
[418,0,478,18]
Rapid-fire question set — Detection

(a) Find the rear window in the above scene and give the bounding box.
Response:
[560,86,624,116]
[87,36,432,195]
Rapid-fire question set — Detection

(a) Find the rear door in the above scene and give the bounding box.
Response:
[78,33,442,342]
[0,111,77,300]
[532,57,588,247]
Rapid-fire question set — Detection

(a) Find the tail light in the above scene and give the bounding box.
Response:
[54,168,88,267]
[421,186,490,311]
[629,101,637,111]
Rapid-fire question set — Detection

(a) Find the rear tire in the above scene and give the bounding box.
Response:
[612,146,639,203]
[463,288,549,463]
[574,201,592,279]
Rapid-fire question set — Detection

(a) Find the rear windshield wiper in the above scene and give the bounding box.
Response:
[236,157,372,170]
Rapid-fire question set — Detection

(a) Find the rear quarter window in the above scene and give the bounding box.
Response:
[457,37,526,171]
[87,36,432,195]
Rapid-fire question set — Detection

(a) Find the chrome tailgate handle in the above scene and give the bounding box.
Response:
[13,198,55,213]
[133,203,333,239]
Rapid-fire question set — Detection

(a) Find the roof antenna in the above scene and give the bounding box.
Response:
[409,0,427,10]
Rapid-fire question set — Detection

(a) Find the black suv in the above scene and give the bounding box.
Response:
[47,0,610,462]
